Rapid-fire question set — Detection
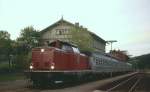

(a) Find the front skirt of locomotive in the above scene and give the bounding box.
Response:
[24,70,89,86]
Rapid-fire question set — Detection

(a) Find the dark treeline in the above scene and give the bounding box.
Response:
[0,26,40,72]
[130,53,150,70]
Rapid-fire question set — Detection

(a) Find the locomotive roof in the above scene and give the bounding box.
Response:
[50,40,78,47]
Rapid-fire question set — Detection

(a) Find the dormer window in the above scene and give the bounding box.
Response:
[59,30,62,35]
[56,29,69,35]
[56,29,62,35]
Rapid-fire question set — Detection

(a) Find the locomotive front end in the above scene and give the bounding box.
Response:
[30,47,55,70]
[25,40,90,86]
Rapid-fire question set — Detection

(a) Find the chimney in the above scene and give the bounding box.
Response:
[84,28,87,30]
[80,25,83,29]
[75,22,79,27]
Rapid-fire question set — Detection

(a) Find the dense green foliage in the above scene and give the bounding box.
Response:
[17,26,40,49]
[0,30,13,72]
[70,27,94,52]
[0,31,11,56]
[0,26,39,72]
[0,31,10,40]
[14,26,39,70]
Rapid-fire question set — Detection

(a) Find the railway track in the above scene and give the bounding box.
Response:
[96,72,150,92]
[0,73,150,92]
[0,72,138,92]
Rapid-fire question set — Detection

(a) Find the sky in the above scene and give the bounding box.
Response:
[0,0,150,56]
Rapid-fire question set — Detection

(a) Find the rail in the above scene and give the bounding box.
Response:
[128,78,141,92]
[107,74,137,92]
[96,72,150,92]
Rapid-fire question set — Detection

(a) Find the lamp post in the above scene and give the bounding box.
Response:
[106,40,117,77]
[106,40,117,52]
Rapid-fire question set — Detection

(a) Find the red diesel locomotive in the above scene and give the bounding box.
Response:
[28,40,91,86]
[27,40,132,86]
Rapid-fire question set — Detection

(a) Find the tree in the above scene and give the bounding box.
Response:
[0,30,13,72]
[0,30,11,57]
[17,26,40,53]
[70,27,94,52]
[14,26,40,70]
[0,30,10,40]
[130,54,150,70]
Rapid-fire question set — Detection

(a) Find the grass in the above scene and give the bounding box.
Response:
[0,62,9,69]
[0,73,25,82]
[0,62,26,82]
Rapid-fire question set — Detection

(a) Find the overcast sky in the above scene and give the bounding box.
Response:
[0,0,150,56]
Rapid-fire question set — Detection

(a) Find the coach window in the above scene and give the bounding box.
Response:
[100,60,102,64]
[96,58,99,65]
[94,58,97,64]
[99,58,102,64]
[96,61,99,65]
[93,57,96,62]
[102,59,105,64]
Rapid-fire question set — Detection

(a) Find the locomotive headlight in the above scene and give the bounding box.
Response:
[41,49,45,52]
[50,65,55,70]
[50,63,55,70]
[29,65,33,69]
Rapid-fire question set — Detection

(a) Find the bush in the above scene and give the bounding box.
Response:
[13,52,31,70]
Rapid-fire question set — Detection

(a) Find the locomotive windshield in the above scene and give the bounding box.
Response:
[48,40,80,53]
[61,44,80,53]
[72,47,80,53]
[62,45,73,52]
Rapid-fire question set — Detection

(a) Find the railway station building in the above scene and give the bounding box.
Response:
[40,18,106,52]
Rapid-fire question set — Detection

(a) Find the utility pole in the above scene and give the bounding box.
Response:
[106,40,117,77]
[106,40,117,52]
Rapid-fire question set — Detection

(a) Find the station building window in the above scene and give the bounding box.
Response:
[56,29,69,35]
